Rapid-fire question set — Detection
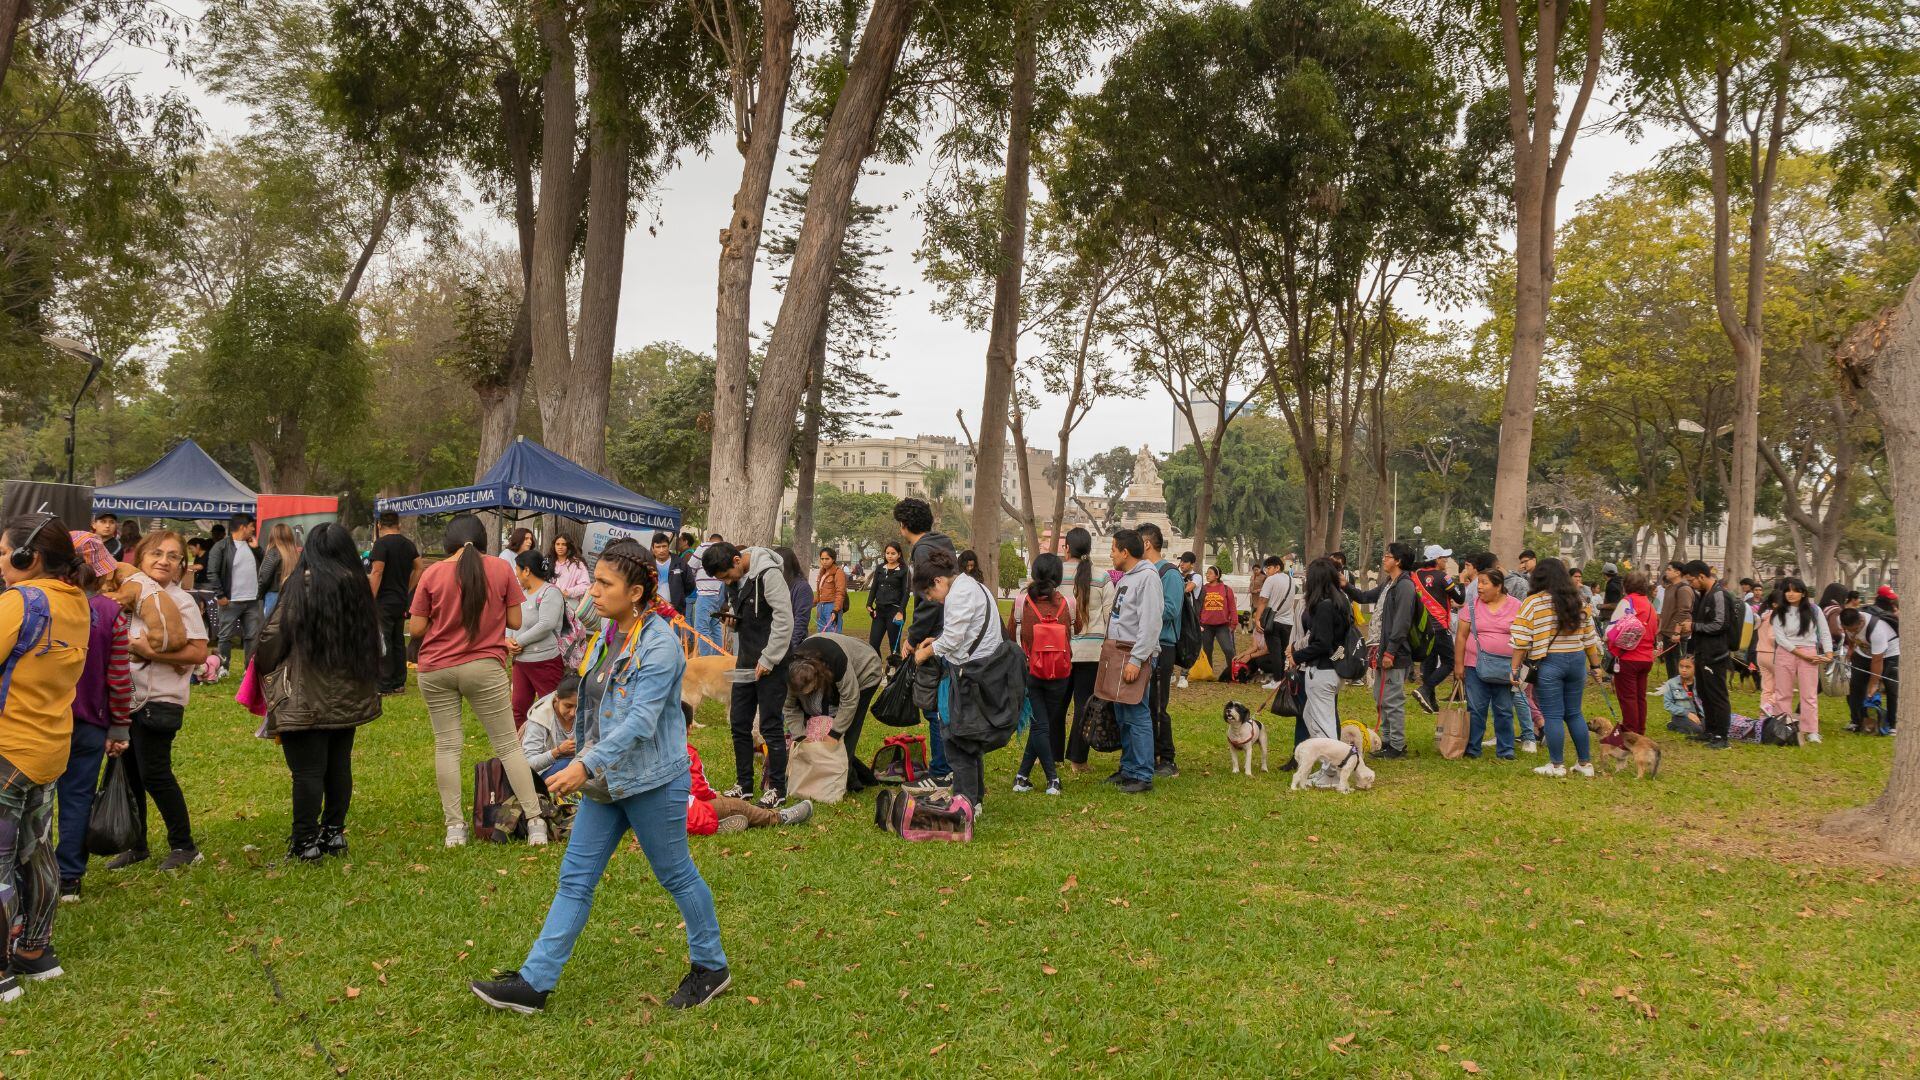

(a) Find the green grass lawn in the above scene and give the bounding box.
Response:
[15,632,1919,1076]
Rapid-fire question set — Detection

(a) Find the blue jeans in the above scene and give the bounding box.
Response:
[1462,668,1520,759]
[519,772,726,992]
[1535,652,1593,766]
[55,723,107,882]
[539,757,575,781]
[693,592,725,656]
[813,602,841,635]
[1115,693,1154,782]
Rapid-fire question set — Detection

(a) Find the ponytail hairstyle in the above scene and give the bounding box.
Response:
[442,514,492,642]
[1027,552,1063,603]
[594,538,659,611]
[1066,527,1093,633]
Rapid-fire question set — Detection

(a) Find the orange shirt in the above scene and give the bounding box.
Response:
[0,579,90,784]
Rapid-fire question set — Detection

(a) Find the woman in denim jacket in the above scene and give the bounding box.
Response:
[471,540,730,1014]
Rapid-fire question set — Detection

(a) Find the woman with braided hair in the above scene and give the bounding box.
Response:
[471,539,731,1015]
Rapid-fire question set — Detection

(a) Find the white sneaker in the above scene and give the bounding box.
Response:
[445,825,468,848]
[1532,762,1566,778]
[1569,762,1595,778]
[1520,740,1538,754]
[526,818,549,846]
[1262,679,1281,690]
[1177,676,1189,689]
[1806,732,1823,744]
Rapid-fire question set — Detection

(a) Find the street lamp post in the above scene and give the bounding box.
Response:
[43,336,104,485]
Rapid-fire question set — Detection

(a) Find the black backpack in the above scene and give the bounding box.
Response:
[1162,564,1202,669]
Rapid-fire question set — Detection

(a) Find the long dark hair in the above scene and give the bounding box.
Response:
[1528,557,1585,633]
[776,545,804,584]
[1066,527,1094,633]
[279,522,381,683]
[883,541,903,565]
[3,515,80,584]
[1027,553,1063,603]
[442,515,492,641]
[958,549,984,584]
[1773,576,1818,637]
[1818,581,1848,609]
[1303,556,1342,616]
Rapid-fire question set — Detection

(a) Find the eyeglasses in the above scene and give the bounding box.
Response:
[147,552,185,565]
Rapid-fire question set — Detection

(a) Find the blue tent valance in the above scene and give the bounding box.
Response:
[377,438,681,533]
[92,439,258,517]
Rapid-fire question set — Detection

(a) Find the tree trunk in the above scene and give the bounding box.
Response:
[562,72,630,475]
[337,189,394,307]
[791,318,830,554]
[247,440,277,493]
[1823,270,1920,860]
[528,0,577,442]
[707,0,797,539]
[473,69,538,484]
[719,0,919,543]
[0,0,30,98]
[1008,401,1042,560]
[968,3,1035,588]
[1193,450,1219,562]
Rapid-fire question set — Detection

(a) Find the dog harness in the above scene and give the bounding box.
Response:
[1339,744,1358,768]
[1227,717,1262,750]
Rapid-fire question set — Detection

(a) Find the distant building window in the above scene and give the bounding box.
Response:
[881,452,889,466]
[858,481,866,493]
[860,452,867,465]
[908,483,920,495]
[965,478,973,490]
[882,482,890,494]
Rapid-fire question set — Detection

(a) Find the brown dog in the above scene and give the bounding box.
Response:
[1587,716,1661,779]
[680,653,738,730]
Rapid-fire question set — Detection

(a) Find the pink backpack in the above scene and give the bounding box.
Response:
[1606,596,1648,656]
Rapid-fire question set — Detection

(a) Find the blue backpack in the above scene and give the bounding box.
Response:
[0,585,53,712]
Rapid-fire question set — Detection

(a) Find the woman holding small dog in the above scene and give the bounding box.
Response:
[1770,577,1834,743]
[1510,558,1601,778]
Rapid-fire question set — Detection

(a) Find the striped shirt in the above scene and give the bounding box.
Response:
[1510,591,1599,658]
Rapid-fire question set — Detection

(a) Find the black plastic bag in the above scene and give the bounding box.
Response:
[86,755,140,857]
[1268,670,1305,718]
[873,659,921,728]
[1761,712,1801,747]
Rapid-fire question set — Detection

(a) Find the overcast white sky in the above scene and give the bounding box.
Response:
[129,7,1677,467]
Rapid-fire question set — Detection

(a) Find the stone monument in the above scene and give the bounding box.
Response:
[1119,445,1183,545]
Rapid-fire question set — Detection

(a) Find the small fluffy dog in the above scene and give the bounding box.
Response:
[1587,716,1662,778]
[1222,701,1269,775]
[1289,732,1375,794]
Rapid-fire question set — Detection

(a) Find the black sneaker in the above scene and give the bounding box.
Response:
[288,836,324,864]
[157,847,203,871]
[1374,746,1408,760]
[666,965,732,1009]
[1705,737,1731,750]
[9,948,61,982]
[320,826,348,857]
[57,879,80,904]
[1410,684,1439,714]
[1153,761,1180,779]
[1102,771,1123,785]
[105,849,149,871]
[1115,777,1154,794]
[470,971,548,1014]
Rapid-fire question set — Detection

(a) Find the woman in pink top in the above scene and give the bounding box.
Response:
[549,535,591,602]
[1605,571,1659,743]
[1451,553,1525,759]
[407,515,546,848]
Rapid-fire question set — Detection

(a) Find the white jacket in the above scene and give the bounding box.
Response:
[519,691,576,773]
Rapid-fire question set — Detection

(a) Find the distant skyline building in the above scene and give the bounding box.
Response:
[1171,400,1257,453]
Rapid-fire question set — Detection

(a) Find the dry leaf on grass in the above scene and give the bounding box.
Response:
[1041,965,1058,976]
[929,1043,947,1057]
[1461,1061,1481,1074]
[344,987,361,1000]
[1060,873,1077,894]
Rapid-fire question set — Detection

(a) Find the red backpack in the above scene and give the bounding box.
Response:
[1024,593,1072,680]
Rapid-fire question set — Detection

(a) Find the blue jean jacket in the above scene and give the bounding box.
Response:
[578,612,689,801]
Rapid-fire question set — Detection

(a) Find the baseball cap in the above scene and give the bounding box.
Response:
[69,531,116,578]
[1602,562,1618,574]
[1423,544,1451,561]
[1877,585,1898,603]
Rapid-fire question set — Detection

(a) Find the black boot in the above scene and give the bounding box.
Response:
[288,834,324,863]
[319,826,348,858]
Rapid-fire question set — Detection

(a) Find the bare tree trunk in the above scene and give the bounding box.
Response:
[0,0,29,98]
[968,3,1035,587]
[563,93,630,475]
[1193,451,1219,561]
[1823,270,1920,860]
[791,318,830,554]
[247,440,277,493]
[337,189,395,306]
[1008,401,1042,559]
[721,0,919,543]
[707,0,797,539]
[1487,0,1606,564]
[528,0,577,441]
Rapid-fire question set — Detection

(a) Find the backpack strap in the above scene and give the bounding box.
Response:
[0,586,52,712]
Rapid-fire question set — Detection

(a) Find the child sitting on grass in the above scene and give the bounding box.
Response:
[1660,657,1705,736]
[686,743,810,834]
[520,675,580,781]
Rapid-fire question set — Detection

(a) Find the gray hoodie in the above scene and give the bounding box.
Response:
[1108,560,1165,664]
[733,545,795,669]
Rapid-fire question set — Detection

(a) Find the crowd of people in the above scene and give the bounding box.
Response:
[0,496,1897,1013]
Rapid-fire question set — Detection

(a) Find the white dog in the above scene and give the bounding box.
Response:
[1289,733,1375,794]
[1222,701,1269,776]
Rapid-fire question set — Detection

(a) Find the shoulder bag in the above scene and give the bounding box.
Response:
[1093,638,1150,705]
[1470,599,1514,686]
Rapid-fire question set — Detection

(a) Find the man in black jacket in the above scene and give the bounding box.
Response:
[1345,542,1419,758]
[207,513,265,674]
[894,497,955,785]
[651,532,698,617]
[1678,560,1736,750]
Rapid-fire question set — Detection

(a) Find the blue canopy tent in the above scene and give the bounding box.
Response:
[92,439,258,517]
[377,437,681,533]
